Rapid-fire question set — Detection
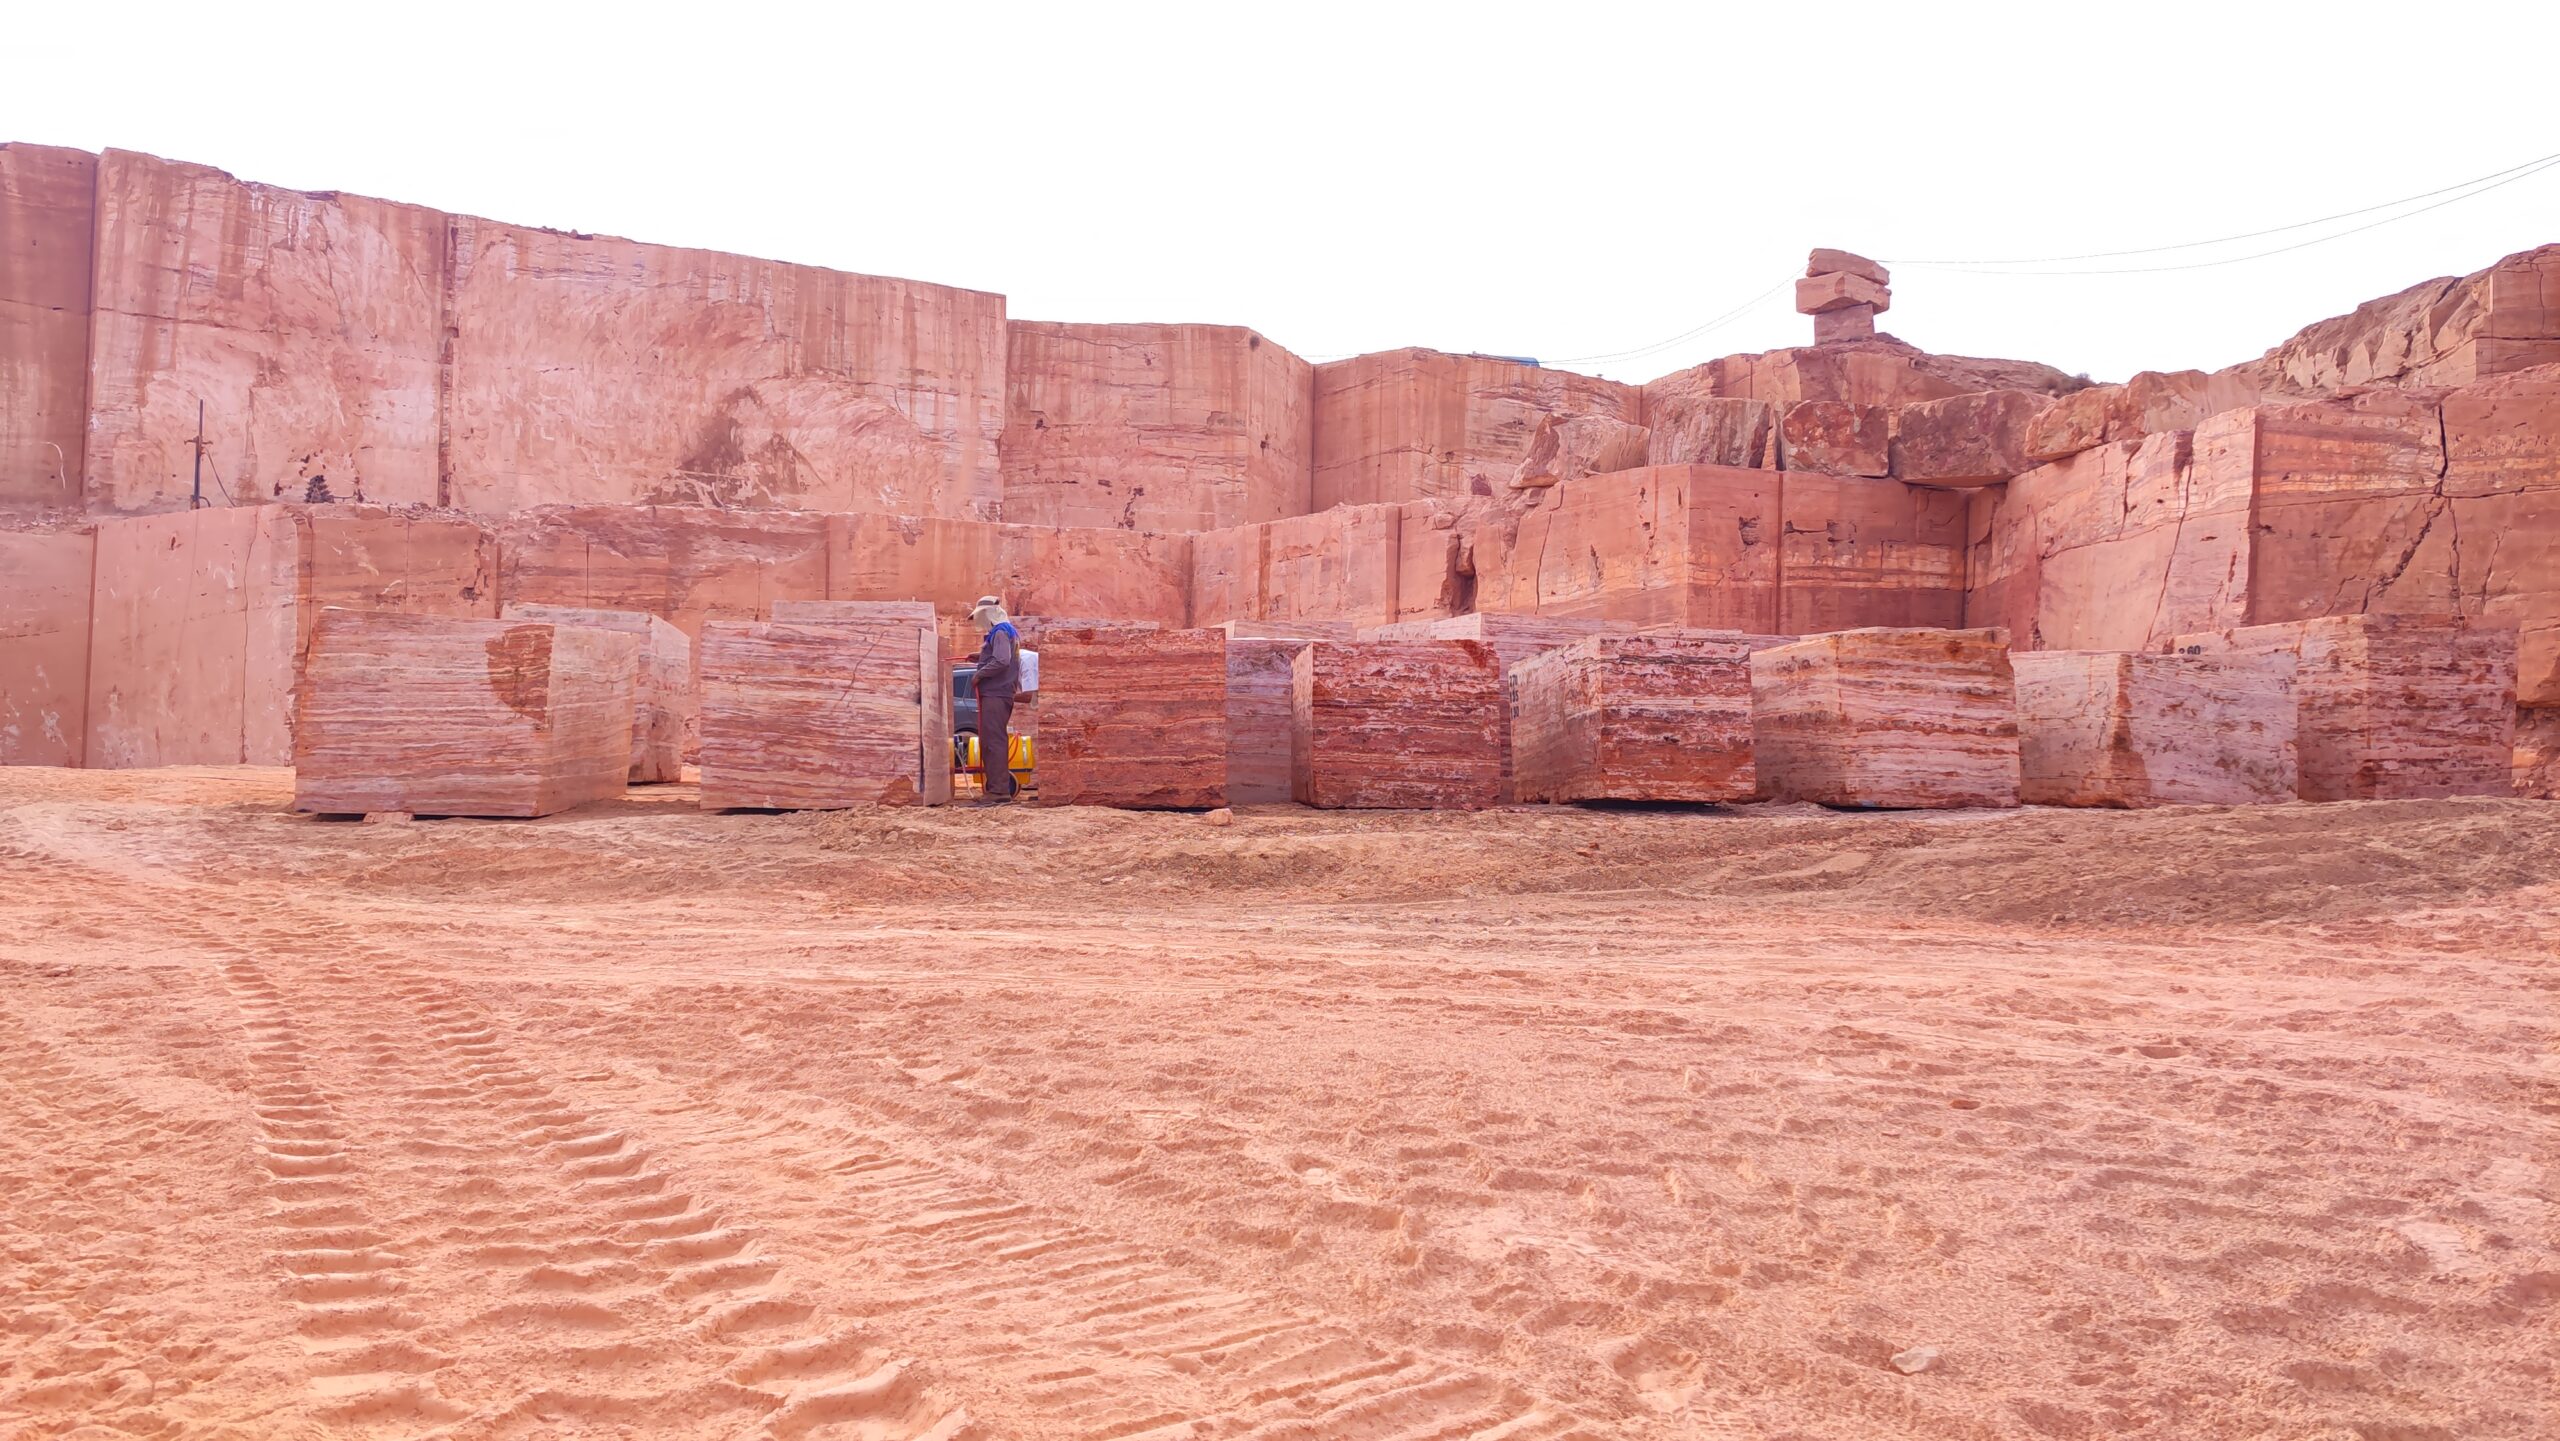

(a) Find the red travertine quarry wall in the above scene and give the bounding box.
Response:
[1001,323,1312,532]
[83,150,448,514]
[496,507,833,645]
[1312,349,1642,509]
[1779,470,1968,633]
[0,144,95,513]
[444,220,1005,518]
[84,505,498,768]
[1491,466,1782,631]
[1647,333,2084,412]
[0,529,94,765]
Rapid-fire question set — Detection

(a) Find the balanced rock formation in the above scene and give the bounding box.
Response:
[2013,650,2298,807]
[1797,250,1892,345]
[1750,627,2021,808]
[501,603,694,782]
[293,612,636,817]
[1511,632,1759,803]
[697,619,952,809]
[2168,615,2517,801]
[1035,627,1228,810]
[1291,641,1503,809]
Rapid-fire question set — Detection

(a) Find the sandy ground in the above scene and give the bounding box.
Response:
[1,767,2554,1441]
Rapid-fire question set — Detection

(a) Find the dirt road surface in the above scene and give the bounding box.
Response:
[2,766,2554,1440]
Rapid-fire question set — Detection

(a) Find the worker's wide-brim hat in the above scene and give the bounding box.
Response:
[970,595,1008,622]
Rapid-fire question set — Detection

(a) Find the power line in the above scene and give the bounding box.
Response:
[1546,279,1794,368]
[1892,150,2560,273]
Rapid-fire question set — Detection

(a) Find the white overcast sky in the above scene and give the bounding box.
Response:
[9,1,2555,385]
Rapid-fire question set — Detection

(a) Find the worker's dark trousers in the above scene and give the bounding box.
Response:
[980,691,1017,798]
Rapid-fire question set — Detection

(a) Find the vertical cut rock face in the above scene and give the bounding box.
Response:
[1224,636,1316,805]
[1750,627,2021,809]
[1312,350,1642,508]
[1035,628,1228,810]
[2014,651,2298,808]
[292,614,636,817]
[0,530,96,766]
[696,620,950,810]
[1511,632,1759,804]
[500,604,694,783]
[1000,322,1312,532]
[2168,616,2518,802]
[1289,641,1503,809]
[0,143,95,512]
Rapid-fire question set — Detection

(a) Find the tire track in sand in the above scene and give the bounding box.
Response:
[205,912,971,1440]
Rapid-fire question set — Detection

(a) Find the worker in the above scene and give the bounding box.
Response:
[969,595,1021,803]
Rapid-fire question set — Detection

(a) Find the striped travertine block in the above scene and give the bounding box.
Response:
[1749,627,2020,808]
[2014,650,2296,807]
[294,612,636,817]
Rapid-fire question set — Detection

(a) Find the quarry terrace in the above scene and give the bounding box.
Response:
[0,141,2554,1441]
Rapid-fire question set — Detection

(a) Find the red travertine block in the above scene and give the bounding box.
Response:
[0,529,95,765]
[1511,632,1757,804]
[1363,613,1641,801]
[1750,628,2021,808]
[293,613,636,817]
[2014,651,2298,808]
[500,604,693,783]
[1887,389,2054,486]
[83,151,445,512]
[1,143,95,513]
[1290,641,1503,809]
[1035,628,1227,810]
[1510,415,1650,489]
[698,620,951,810]
[1000,322,1312,532]
[1226,636,1315,805]
[2167,615,2517,801]
[1807,249,1890,286]
[1218,620,1356,641]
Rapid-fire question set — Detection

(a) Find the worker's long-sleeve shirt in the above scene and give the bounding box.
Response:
[974,626,1019,699]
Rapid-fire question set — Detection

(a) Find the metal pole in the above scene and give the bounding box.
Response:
[190,401,206,509]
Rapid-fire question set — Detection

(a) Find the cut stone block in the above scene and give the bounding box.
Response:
[1643,394,1774,470]
[1036,628,1227,810]
[1226,636,1315,805]
[1750,627,2021,808]
[1813,307,1877,345]
[0,529,95,765]
[1511,414,1650,489]
[2014,650,2298,807]
[2167,615,2517,801]
[1364,613,1640,801]
[500,604,693,783]
[698,620,952,810]
[293,613,636,817]
[1291,641,1503,809]
[1511,632,1757,803]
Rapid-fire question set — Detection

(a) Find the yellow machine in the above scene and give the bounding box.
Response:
[953,732,1035,797]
